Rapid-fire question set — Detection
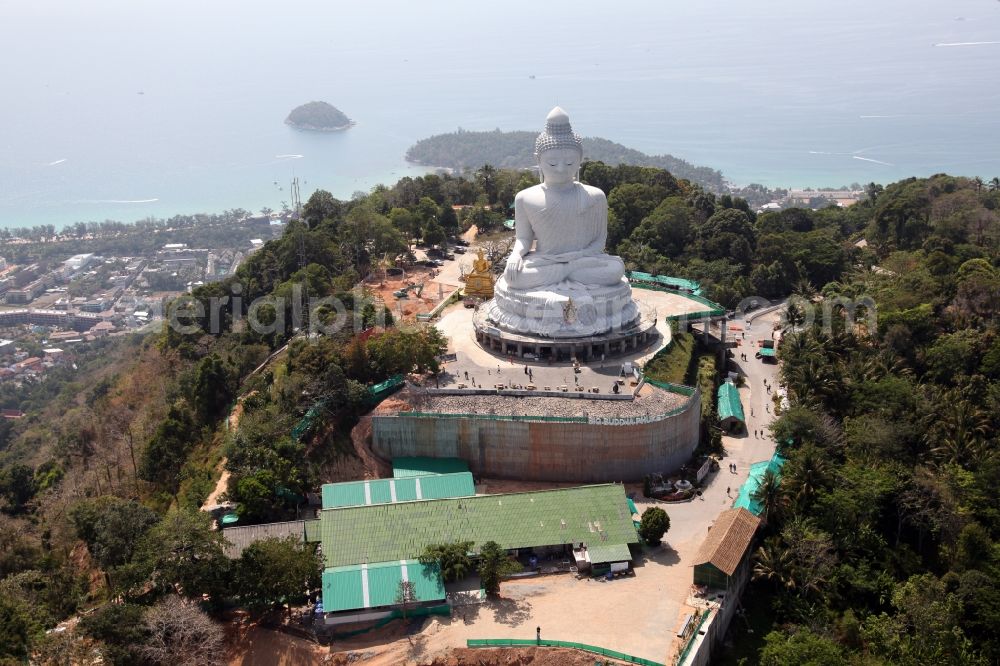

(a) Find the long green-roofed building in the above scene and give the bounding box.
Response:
[320,472,475,509]
[305,483,637,620]
[717,380,745,431]
[308,483,637,568]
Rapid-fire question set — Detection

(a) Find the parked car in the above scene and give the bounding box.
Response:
[453,246,467,254]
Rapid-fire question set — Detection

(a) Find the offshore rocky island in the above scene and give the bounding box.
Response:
[285,101,354,131]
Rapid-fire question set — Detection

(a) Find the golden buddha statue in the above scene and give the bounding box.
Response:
[463,248,495,299]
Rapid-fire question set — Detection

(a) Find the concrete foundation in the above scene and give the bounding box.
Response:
[372,388,701,483]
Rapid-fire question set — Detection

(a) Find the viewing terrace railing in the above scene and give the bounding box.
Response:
[644,378,697,397]
[399,385,699,427]
[401,411,588,424]
[629,282,725,318]
[675,608,713,666]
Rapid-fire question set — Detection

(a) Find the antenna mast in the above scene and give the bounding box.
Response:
[290,176,302,219]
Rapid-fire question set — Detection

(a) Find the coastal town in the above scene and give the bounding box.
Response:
[0,220,279,385]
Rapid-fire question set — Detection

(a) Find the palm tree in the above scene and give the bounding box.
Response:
[783,444,830,509]
[751,469,784,526]
[475,164,499,205]
[972,176,985,192]
[792,278,817,300]
[926,397,990,468]
[753,538,795,592]
[989,176,1000,192]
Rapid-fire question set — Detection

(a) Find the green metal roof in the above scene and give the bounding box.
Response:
[717,381,745,423]
[733,453,787,515]
[309,484,638,568]
[758,347,776,357]
[321,472,475,509]
[321,559,445,613]
[393,457,471,478]
[586,542,632,565]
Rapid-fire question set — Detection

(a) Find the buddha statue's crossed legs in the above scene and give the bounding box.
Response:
[503,253,625,290]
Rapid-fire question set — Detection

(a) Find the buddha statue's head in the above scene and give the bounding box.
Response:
[535,106,583,185]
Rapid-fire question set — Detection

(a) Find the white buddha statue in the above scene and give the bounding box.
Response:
[484,107,638,338]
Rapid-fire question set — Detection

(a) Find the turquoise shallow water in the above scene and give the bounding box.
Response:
[1,0,999,228]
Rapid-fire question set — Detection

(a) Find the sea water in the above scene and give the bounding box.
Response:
[1,0,998,229]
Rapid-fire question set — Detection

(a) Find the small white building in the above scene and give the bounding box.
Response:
[63,253,96,272]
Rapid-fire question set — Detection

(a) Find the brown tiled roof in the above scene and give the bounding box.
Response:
[692,507,760,576]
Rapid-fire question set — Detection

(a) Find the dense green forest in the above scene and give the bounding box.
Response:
[406,129,725,190]
[721,175,1000,665]
[0,162,998,662]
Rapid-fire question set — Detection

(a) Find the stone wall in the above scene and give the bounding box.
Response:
[372,388,700,482]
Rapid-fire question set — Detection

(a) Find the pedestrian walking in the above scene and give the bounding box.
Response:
[750,407,754,417]
[766,405,770,413]
[727,486,731,496]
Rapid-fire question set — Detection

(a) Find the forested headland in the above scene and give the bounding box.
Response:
[406,129,725,191]
[0,162,998,663]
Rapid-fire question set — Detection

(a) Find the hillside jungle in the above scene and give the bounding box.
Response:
[0,165,998,664]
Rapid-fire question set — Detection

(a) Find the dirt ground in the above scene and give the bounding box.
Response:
[364,264,453,321]
[228,626,635,666]
[321,531,688,665]
[228,626,328,666]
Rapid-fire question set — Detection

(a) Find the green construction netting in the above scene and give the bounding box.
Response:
[627,271,702,296]
[733,453,787,515]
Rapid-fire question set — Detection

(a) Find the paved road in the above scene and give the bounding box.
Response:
[658,307,782,661]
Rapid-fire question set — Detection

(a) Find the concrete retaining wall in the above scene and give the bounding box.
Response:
[372,388,700,482]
